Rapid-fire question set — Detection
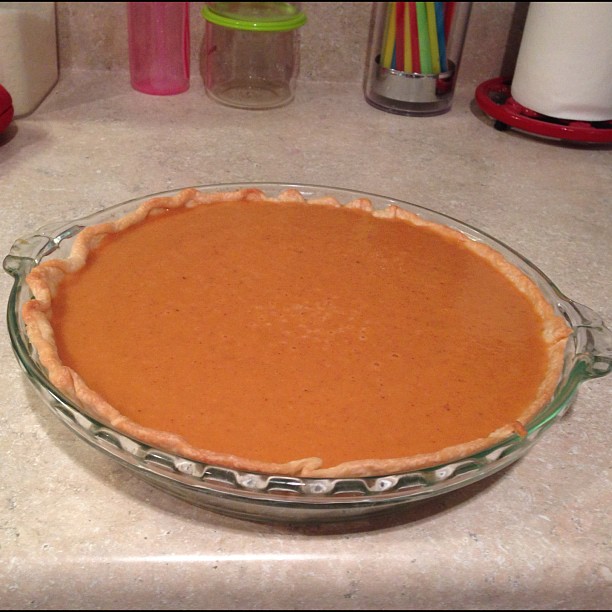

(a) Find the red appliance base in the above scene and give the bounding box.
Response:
[474,77,612,144]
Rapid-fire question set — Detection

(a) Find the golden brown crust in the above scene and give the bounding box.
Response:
[22,188,571,478]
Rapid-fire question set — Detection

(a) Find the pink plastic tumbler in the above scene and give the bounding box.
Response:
[128,2,190,95]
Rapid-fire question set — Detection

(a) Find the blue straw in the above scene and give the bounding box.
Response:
[435,2,447,72]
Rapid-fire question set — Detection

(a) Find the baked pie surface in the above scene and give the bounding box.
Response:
[23,188,571,477]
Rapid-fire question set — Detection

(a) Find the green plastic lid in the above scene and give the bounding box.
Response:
[202,2,307,32]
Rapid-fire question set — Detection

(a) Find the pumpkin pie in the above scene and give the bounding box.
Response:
[22,187,571,478]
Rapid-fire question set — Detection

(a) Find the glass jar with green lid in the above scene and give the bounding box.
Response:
[200,2,307,109]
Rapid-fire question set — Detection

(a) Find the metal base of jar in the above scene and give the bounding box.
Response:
[364,56,457,117]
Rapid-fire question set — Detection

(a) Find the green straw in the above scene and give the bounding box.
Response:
[425,2,441,74]
[416,2,432,74]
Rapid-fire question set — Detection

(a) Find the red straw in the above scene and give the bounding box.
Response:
[408,2,420,73]
[444,1,455,40]
[395,2,406,71]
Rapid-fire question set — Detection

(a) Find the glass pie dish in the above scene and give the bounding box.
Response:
[4,183,611,523]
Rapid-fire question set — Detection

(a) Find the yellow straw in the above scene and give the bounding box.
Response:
[425,2,441,74]
[382,2,397,69]
[404,2,413,73]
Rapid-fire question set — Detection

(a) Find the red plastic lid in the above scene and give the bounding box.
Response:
[0,84,14,134]
[475,77,612,144]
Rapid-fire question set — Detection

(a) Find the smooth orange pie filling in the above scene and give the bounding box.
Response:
[23,188,571,477]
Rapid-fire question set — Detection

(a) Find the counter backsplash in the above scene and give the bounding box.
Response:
[56,2,526,87]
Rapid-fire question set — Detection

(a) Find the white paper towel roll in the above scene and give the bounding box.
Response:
[511,2,612,122]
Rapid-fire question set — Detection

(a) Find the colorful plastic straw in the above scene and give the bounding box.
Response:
[435,2,448,72]
[426,2,440,73]
[416,2,432,74]
[408,2,420,73]
[395,2,406,72]
[381,2,396,70]
[380,1,453,74]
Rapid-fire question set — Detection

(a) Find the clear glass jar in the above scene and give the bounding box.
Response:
[200,2,307,110]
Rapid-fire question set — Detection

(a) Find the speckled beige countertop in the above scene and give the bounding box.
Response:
[1,4,611,609]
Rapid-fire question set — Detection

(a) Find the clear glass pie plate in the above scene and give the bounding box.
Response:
[4,183,611,523]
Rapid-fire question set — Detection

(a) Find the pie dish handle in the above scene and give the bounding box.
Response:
[560,298,612,380]
[3,224,85,275]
